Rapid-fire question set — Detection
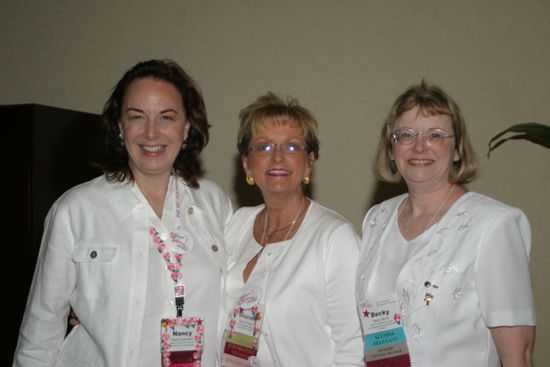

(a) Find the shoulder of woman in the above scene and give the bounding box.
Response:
[308,200,348,222]
[361,194,405,227]
[185,178,231,205]
[42,176,122,225]
[54,175,113,205]
[368,194,406,213]
[444,192,531,241]
[225,205,263,241]
[458,192,526,218]
[231,205,263,221]
[305,200,359,237]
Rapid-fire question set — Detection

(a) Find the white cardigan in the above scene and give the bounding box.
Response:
[13,175,233,367]
[224,200,363,367]
[357,192,536,367]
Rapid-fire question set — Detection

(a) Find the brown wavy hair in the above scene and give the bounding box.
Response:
[91,59,209,188]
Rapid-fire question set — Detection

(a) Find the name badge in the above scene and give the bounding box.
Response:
[359,293,411,367]
[160,317,203,367]
[221,287,264,367]
[171,230,194,254]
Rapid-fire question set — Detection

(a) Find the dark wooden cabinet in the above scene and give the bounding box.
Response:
[5,104,101,363]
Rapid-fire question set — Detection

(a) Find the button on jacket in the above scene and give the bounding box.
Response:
[13,175,232,367]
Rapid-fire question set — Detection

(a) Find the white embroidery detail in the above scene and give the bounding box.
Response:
[401,287,414,308]
[436,226,450,235]
[444,264,459,275]
[457,222,471,233]
[426,249,438,257]
[451,287,464,300]
[411,323,423,339]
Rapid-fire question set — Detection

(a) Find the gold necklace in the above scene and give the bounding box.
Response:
[260,197,306,245]
[398,184,455,235]
[264,222,294,241]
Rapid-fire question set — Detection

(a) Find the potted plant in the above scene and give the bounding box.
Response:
[487,122,550,156]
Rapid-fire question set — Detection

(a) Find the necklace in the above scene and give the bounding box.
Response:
[260,197,306,246]
[398,184,455,235]
[264,222,294,241]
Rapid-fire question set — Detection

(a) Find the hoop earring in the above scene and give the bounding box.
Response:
[246,175,255,186]
[303,176,311,185]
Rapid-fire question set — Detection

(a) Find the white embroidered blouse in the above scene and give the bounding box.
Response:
[356,192,536,367]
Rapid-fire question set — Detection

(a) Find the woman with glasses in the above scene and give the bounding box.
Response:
[220,92,363,366]
[356,80,536,367]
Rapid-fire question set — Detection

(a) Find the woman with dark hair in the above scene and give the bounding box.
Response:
[356,80,536,367]
[13,59,232,367]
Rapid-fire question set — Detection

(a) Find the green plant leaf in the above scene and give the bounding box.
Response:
[487,122,550,157]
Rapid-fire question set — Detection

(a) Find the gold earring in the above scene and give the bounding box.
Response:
[246,175,255,185]
[303,176,311,185]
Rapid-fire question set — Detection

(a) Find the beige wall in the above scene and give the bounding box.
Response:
[2,1,549,364]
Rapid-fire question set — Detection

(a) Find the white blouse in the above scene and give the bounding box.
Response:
[357,192,536,367]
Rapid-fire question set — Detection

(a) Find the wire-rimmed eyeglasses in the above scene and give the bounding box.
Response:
[249,143,306,155]
[391,128,455,146]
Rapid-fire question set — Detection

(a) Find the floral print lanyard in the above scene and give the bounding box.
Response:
[149,178,186,317]
[150,178,204,367]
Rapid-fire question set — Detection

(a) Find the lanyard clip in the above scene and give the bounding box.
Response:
[175,285,185,317]
[175,296,184,317]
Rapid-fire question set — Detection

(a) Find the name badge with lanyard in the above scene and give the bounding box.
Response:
[151,180,203,367]
[221,200,304,367]
[221,284,265,367]
[359,293,411,367]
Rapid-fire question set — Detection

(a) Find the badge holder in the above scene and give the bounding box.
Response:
[359,293,411,367]
[221,287,265,367]
[161,317,204,367]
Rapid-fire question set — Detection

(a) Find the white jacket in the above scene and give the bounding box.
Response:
[13,175,232,367]
[224,200,363,367]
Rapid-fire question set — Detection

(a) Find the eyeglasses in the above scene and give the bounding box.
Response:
[391,128,455,146]
[249,143,306,155]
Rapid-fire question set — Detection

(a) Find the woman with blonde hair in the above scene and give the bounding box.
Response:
[356,80,536,367]
[221,92,363,366]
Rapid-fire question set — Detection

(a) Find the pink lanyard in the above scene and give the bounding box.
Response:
[149,179,186,317]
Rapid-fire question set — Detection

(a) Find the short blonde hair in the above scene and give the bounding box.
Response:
[237,92,320,159]
[375,80,478,184]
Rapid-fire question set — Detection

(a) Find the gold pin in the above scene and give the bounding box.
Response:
[424,281,438,305]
